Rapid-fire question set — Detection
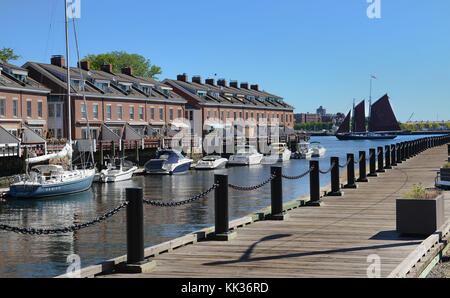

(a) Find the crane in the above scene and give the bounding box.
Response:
[406,113,414,123]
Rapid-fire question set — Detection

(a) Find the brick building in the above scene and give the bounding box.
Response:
[24,56,186,142]
[163,74,294,137]
[0,60,50,155]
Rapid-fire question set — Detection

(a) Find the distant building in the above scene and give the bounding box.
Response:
[316,106,326,116]
[294,113,321,123]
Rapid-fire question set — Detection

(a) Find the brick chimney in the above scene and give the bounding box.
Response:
[230,81,238,88]
[251,84,259,91]
[101,64,113,73]
[51,55,65,67]
[78,60,90,71]
[192,76,202,84]
[177,73,188,82]
[217,79,227,87]
[121,67,133,76]
[205,78,215,85]
[240,82,249,89]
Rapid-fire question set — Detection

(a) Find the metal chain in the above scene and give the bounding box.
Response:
[366,151,374,161]
[319,162,336,174]
[228,174,276,191]
[0,201,129,235]
[143,184,218,207]
[338,158,351,168]
[282,166,314,180]
[354,154,364,164]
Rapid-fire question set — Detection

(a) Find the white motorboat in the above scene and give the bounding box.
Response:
[310,142,326,157]
[144,149,193,175]
[228,145,263,166]
[262,143,291,163]
[291,142,313,159]
[95,157,138,182]
[195,155,228,170]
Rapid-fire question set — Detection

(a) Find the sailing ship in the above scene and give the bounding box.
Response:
[336,94,400,140]
[9,0,96,198]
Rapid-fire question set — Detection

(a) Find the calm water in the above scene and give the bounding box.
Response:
[0,135,435,277]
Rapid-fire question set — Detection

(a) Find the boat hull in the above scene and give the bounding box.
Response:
[145,160,192,175]
[195,159,228,170]
[228,154,263,166]
[100,166,137,182]
[9,172,95,198]
[336,133,397,140]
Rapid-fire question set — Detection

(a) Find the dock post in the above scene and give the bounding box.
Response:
[357,151,369,182]
[391,144,397,166]
[306,160,322,206]
[401,142,407,161]
[385,145,392,169]
[99,142,104,171]
[376,147,385,173]
[344,153,357,189]
[327,157,342,196]
[368,148,377,177]
[135,140,140,166]
[213,174,236,240]
[22,146,28,173]
[268,167,288,220]
[116,187,155,273]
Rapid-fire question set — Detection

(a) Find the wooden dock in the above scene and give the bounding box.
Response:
[96,145,449,278]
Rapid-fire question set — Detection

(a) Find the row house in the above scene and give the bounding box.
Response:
[24,56,186,143]
[163,74,295,138]
[0,60,50,156]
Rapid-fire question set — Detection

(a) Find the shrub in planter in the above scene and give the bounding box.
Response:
[396,184,445,236]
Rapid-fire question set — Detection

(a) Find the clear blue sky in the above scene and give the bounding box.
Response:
[1,0,449,122]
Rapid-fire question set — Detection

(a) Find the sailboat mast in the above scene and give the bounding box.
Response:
[352,98,355,133]
[64,0,72,144]
[368,77,373,132]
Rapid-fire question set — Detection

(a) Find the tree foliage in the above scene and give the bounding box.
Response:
[294,122,333,131]
[0,47,20,62]
[83,51,162,79]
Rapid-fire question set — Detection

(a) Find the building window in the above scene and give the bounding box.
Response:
[93,104,98,119]
[48,103,55,117]
[139,107,144,120]
[221,111,224,120]
[177,109,182,119]
[27,101,32,117]
[169,108,173,120]
[150,107,155,120]
[56,103,61,118]
[0,98,4,116]
[234,112,237,120]
[81,103,86,119]
[227,111,230,119]
[129,106,134,120]
[257,113,259,121]
[281,114,284,122]
[117,106,122,120]
[159,108,163,120]
[38,101,43,118]
[106,105,111,120]
[57,128,62,139]
[207,111,210,119]
[13,99,18,117]
[213,111,217,119]
[81,128,98,140]
[189,110,193,121]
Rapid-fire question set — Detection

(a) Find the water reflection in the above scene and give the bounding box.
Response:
[0,135,438,277]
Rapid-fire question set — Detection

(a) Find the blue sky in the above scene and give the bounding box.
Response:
[1,0,449,122]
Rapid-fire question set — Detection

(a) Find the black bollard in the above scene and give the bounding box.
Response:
[385,145,392,169]
[327,157,342,196]
[344,153,357,189]
[401,142,407,161]
[376,147,385,173]
[306,160,322,206]
[391,144,397,166]
[269,167,288,220]
[357,151,369,182]
[213,174,236,240]
[368,148,377,177]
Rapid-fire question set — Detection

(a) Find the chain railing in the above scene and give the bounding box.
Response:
[228,175,276,191]
[0,201,129,235]
[143,184,218,207]
[319,162,336,174]
[338,158,351,168]
[282,166,314,180]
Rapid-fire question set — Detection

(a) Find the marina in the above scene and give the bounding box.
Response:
[0,135,447,277]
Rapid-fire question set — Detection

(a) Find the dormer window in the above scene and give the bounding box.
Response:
[11,69,28,83]
[197,91,207,98]
[118,82,132,92]
[70,79,82,90]
[94,79,110,92]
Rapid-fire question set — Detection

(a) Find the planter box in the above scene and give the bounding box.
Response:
[396,194,445,236]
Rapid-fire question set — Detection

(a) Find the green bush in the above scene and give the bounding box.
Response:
[403,183,440,199]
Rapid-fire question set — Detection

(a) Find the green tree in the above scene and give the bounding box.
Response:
[0,47,20,62]
[83,51,162,79]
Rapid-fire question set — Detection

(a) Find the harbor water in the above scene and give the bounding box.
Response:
[0,135,437,277]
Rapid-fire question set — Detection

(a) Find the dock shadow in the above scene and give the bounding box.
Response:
[369,230,427,241]
[203,234,422,266]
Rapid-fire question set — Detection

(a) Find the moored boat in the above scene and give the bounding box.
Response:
[95,157,138,182]
[310,142,326,157]
[292,142,313,159]
[144,149,193,175]
[228,145,263,166]
[262,143,291,163]
[194,155,228,170]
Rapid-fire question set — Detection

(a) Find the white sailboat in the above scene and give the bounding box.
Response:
[9,1,95,198]
[94,157,137,182]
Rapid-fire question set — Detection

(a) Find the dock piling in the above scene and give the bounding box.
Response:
[368,148,377,177]
[391,144,397,167]
[377,146,385,173]
[327,157,343,196]
[213,174,236,240]
[306,160,322,206]
[385,145,392,169]
[268,167,289,220]
[357,151,368,182]
[344,153,357,189]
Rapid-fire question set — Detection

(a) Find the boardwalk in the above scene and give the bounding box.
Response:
[100,145,449,278]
